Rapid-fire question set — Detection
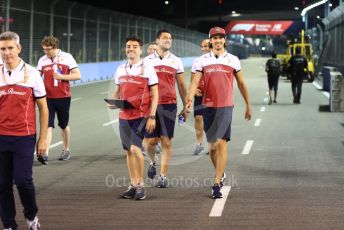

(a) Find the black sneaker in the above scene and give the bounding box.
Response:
[147,163,157,179]
[120,185,136,199]
[273,100,277,103]
[37,154,48,165]
[212,184,223,199]
[135,185,146,200]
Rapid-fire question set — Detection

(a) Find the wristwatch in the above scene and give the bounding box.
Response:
[148,115,156,120]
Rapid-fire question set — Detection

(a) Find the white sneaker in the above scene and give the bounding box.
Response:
[193,143,204,155]
[26,216,40,230]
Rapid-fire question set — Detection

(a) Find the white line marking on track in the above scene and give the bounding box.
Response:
[254,119,261,127]
[34,141,63,155]
[209,186,231,217]
[49,141,63,149]
[312,82,330,98]
[260,107,266,112]
[71,97,82,102]
[102,119,119,127]
[312,81,322,90]
[322,91,330,98]
[241,140,254,155]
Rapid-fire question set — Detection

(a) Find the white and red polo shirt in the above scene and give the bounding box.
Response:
[114,60,158,120]
[144,51,184,104]
[191,57,205,94]
[37,49,78,99]
[0,59,46,136]
[194,51,241,108]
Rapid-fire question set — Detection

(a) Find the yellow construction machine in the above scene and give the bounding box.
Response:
[277,30,315,82]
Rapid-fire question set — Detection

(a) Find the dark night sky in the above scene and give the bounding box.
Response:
[70,0,338,32]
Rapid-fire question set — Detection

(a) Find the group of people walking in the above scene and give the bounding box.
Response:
[109,26,252,201]
[0,25,255,229]
[265,47,309,104]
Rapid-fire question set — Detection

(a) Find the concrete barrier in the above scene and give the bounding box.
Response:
[72,56,197,85]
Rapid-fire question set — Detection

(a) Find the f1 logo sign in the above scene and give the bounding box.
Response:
[230,24,254,32]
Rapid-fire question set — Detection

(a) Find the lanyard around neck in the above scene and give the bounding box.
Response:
[125,61,144,76]
[1,62,29,85]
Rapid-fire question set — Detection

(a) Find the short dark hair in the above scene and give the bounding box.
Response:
[125,36,143,47]
[156,30,172,39]
[271,52,277,58]
[41,36,59,48]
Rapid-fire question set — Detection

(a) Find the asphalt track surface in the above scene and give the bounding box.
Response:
[11,58,344,229]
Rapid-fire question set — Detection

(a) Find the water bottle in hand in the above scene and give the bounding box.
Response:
[53,64,59,87]
[178,114,185,126]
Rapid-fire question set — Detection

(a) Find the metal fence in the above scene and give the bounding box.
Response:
[322,4,344,70]
[0,0,206,65]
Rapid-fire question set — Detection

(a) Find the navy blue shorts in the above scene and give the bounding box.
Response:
[144,104,177,139]
[267,74,279,91]
[47,97,71,129]
[203,106,233,143]
[193,96,204,117]
[119,117,146,151]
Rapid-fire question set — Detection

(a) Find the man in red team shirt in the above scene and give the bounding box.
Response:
[0,31,48,230]
[37,36,81,164]
[185,27,252,198]
[143,30,188,188]
[110,36,159,200]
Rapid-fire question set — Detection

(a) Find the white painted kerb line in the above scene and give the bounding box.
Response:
[312,82,330,99]
[209,186,231,217]
[312,81,321,90]
[34,141,62,155]
[71,97,82,102]
[241,140,254,155]
[49,141,63,149]
[102,119,119,127]
[260,107,266,112]
[254,119,261,127]
[322,91,330,99]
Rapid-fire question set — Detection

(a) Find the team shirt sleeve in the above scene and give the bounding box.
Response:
[145,64,158,86]
[32,69,46,98]
[36,58,43,72]
[114,67,121,85]
[191,58,200,74]
[194,56,203,72]
[232,56,242,73]
[176,57,184,74]
[67,54,78,70]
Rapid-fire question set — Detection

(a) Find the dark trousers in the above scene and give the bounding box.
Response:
[291,79,303,103]
[0,135,38,229]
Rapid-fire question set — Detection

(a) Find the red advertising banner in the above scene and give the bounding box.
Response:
[225,20,293,35]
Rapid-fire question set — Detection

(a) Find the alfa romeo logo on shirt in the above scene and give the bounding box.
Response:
[0,88,26,97]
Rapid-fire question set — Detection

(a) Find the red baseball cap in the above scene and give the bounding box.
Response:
[209,27,226,38]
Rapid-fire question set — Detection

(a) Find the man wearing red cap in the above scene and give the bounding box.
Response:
[185,27,252,198]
